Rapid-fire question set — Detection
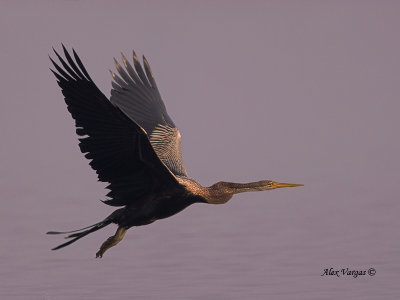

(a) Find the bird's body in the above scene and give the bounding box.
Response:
[48,46,302,257]
[114,178,200,228]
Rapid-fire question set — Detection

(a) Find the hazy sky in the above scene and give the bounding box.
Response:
[1,1,399,299]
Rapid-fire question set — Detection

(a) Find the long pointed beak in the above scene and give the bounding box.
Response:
[270,181,304,189]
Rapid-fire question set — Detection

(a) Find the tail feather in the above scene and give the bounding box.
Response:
[46,220,106,235]
[47,220,111,250]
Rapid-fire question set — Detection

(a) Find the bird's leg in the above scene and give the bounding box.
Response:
[96,226,127,258]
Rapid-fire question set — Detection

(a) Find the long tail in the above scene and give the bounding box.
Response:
[47,220,112,250]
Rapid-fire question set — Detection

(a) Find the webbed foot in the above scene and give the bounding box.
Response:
[96,226,127,258]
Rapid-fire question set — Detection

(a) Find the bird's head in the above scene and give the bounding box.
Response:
[210,180,303,193]
[205,180,303,204]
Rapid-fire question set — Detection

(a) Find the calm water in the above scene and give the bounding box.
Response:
[1,179,399,299]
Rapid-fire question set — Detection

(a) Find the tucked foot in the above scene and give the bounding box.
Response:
[96,226,127,258]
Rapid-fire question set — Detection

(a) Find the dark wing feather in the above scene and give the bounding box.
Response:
[50,46,180,207]
[109,52,187,177]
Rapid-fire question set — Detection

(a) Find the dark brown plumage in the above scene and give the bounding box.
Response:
[47,46,303,257]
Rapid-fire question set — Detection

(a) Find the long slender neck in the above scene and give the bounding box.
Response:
[177,177,302,205]
[206,180,271,204]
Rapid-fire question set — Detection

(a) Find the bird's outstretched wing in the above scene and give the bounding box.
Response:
[50,46,181,207]
[109,52,187,178]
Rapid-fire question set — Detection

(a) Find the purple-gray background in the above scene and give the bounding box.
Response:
[1,1,399,299]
